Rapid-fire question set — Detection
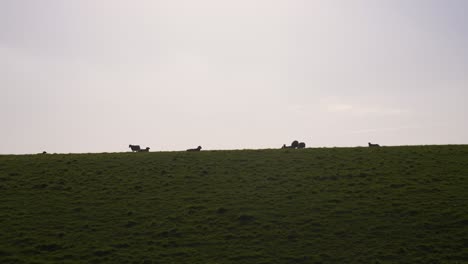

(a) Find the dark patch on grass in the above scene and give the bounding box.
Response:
[93,249,113,257]
[32,183,48,189]
[111,243,130,249]
[238,214,255,224]
[36,243,62,252]
[216,207,227,214]
[0,249,12,257]
[125,221,138,228]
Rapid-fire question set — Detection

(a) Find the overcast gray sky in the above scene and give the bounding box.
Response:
[1,0,467,154]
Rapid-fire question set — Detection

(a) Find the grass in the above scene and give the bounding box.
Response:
[0,145,467,263]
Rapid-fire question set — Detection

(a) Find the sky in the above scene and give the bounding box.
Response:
[1,0,468,154]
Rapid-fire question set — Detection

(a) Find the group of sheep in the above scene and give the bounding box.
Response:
[281,141,381,149]
[128,141,381,152]
[129,145,150,152]
[282,140,306,149]
[129,145,202,152]
[40,141,382,155]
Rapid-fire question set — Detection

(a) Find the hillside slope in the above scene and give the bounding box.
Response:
[1,146,467,263]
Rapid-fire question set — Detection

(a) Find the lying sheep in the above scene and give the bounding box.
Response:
[138,147,150,152]
[187,146,202,152]
[291,140,299,148]
[282,140,305,149]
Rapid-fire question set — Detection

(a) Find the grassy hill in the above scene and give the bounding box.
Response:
[1,145,467,263]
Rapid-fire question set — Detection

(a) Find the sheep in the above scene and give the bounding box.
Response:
[187,146,202,152]
[138,147,150,152]
[129,145,141,152]
[282,140,305,149]
[368,142,380,147]
[291,140,299,148]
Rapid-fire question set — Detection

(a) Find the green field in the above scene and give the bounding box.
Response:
[1,145,467,263]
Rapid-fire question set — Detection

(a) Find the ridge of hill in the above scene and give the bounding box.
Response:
[1,145,467,263]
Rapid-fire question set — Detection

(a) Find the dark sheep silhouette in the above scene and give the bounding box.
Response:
[282,140,305,149]
[129,145,141,152]
[187,146,202,152]
[291,140,299,148]
[368,142,380,147]
[138,147,150,152]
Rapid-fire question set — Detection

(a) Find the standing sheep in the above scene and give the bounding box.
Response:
[129,145,141,152]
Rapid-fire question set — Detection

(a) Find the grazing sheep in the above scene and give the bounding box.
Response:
[298,142,306,149]
[291,140,299,149]
[187,146,202,152]
[129,145,141,152]
[138,147,150,152]
[368,142,380,147]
